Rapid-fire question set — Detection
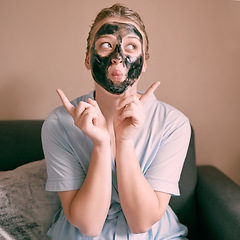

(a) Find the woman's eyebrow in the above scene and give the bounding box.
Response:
[127,35,140,39]
[95,35,116,40]
[124,35,141,41]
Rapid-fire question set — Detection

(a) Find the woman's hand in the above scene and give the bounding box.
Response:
[57,89,110,145]
[113,82,160,141]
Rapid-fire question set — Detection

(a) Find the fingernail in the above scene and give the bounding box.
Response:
[56,89,61,95]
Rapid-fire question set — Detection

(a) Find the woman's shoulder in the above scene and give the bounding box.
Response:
[145,93,189,124]
[143,94,191,146]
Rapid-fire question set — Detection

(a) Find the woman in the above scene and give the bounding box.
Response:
[42,3,191,239]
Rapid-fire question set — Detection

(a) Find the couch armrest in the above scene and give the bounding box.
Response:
[197,166,240,240]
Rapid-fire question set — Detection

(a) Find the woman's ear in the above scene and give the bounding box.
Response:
[142,58,148,73]
[85,52,90,70]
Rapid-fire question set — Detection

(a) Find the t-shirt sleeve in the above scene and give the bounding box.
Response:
[41,111,86,192]
[145,113,191,196]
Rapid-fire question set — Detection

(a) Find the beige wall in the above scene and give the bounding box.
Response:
[1,0,239,184]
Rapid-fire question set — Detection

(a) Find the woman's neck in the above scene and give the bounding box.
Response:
[94,83,138,124]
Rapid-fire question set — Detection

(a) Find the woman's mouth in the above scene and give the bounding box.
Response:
[109,69,126,82]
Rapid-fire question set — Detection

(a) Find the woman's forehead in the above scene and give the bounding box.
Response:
[94,21,143,42]
[90,17,145,45]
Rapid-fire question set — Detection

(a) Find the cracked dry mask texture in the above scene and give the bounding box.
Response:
[90,22,144,95]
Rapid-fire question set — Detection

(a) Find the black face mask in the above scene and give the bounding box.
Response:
[90,22,144,95]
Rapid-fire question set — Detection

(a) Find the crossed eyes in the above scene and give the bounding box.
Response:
[94,35,142,55]
[101,42,136,50]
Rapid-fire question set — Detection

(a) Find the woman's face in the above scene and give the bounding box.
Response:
[86,18,147,95]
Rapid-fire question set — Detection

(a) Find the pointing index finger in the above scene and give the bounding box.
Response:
[140,81,160,105]
[56,89,76,118]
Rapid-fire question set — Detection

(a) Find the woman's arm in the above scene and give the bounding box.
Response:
[56,90,112,237]
[115,138,170,234]
[113,82,169,233]
[58,141,112,237]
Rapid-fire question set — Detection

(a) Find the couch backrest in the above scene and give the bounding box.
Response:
[0,120,44,171]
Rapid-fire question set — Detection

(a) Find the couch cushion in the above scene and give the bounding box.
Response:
[0,159,60,240]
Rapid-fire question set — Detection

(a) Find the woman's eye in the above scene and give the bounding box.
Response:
[126,44,136,51]
[101,42,112,49]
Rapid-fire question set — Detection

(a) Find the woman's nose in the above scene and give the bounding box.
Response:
[111,56,123,64]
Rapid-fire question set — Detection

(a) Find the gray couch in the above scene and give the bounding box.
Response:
[0,120,239,240]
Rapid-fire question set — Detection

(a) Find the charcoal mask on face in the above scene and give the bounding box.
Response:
[90,22,144,95]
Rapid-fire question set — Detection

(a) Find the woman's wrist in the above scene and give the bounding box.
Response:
[92,139,112,165]
[115,135,134,147]
[93,138,111,149]
[92,131,111,146]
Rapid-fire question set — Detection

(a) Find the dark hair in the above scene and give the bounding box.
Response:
[86,3,149,59]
